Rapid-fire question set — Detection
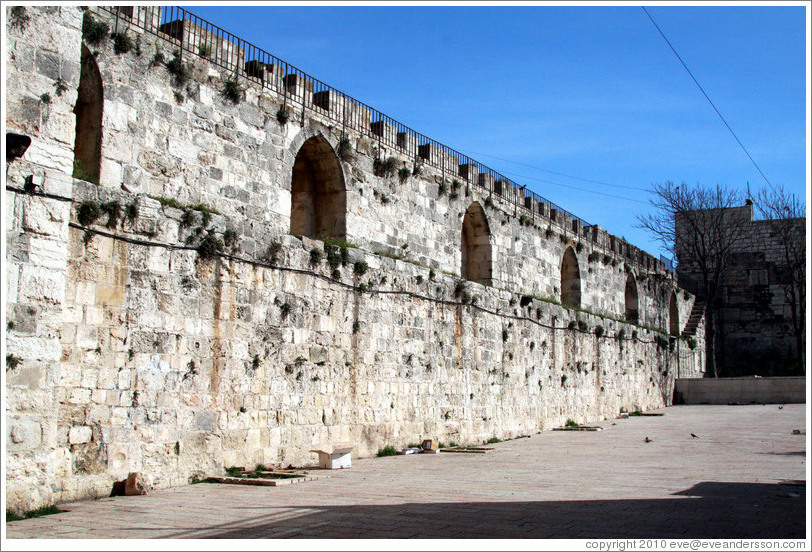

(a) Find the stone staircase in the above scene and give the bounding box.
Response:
[682,300,705,337]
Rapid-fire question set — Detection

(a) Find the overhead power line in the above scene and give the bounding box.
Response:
[491,168,651,205]
[641,6,775,192]
[466,150,648,192]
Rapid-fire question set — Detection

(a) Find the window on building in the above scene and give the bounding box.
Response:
[560,247,581,308]
[290,135,346,239]
[461,202,492,285]
[73,45,103,184]
[669,292,680,336]
[625,274,639,324]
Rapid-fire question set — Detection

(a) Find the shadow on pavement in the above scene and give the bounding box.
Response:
[163,480,805,539]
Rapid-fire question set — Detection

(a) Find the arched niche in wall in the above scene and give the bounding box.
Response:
[625,273,639,324]
[290,135,347,239]
[461,201,492,285]
[669,291,680,336]
[560,246,581,308]
[73,44,103,184]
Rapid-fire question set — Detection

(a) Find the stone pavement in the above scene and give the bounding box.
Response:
[4,404,807,540]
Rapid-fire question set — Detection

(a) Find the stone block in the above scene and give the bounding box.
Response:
[69,425,92,444]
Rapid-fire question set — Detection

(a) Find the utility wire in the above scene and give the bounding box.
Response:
[490,168,651,205]
[466,149,648,192]
[641,6,775,192]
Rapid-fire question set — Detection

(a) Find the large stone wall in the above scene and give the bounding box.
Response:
[4,5,703,513]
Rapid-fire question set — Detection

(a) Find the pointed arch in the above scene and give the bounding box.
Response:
[669,291,680,336]
[624,273,639,324]
[290,135,346,238]
[73,44,103,184]
[560,246,581,308]
[461,202,492,285]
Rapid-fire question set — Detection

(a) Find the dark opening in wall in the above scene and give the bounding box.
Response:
[561,246,581,308]
[625,273,639,324]
[73,44,103,184]
[669,291,680,336]
[290,135,346,238]
[461,201,492,286]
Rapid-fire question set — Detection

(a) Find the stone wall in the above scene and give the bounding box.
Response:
[4,5,704,514]
[674,377,806,405]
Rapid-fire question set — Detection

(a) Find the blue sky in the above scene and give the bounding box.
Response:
[183,2,808,260]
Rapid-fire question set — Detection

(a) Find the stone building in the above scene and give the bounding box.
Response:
[4,5,703,514]
[676,204,805,377]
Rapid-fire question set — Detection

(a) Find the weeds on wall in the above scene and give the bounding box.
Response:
[82,13,109,45]
[9,6,31,31]
[149,51,166,68]
[111,32,134,54]
[337,137,353,161]
[398,166,410,184]
[77,201,101,227]
[276,107,290,125]
[6,354,22,370]
[39,93,52,105]
[373,156,398,178]
[165,51,191,88]
[54,78,69,97]
[196,231,224,261]
[100,200,121,229]
[198,42,211,58]
[222,77,244,104]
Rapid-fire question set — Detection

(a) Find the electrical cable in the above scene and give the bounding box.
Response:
[641,6,775,192]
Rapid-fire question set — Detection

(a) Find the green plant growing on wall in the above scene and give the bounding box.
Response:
[222,228,239,251]
[352,320,361,334]
[578,320,588,332]
[9,6,31,31]
[77,201,101,227]
[398,166,410,184]
[437,181,448,197]
[198,42,211,58]
[222,77,244,104]
[484,196,494,209]
[353,261,368,276]
[6,354,22,370]
[276,107,290,125]
[602,254,612,265]
[588,252,600,263]
[111,32,134,54]
[149,51,166,68]
[373,156,398,178]
[309,248,323,266]
[100,200,121,229]
[545,227,554,239]
[82,13,109,45]
[196,231,224,261]
[576,241,584,253]
[165,51,191,87]
[412,159,423,176]
[39,93,52,105]
[595,325,605,338]
[54,78,69,97]
[337,137,352,161]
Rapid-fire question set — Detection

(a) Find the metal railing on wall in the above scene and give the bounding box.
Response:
[100,5,591,228]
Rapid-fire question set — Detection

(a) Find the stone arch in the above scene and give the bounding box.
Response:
[560,246,581,308]
[290,135,346,238]
[669,291,680,336]
[461,201,492,285]
[73,44,103,184]
[624,273,639,324]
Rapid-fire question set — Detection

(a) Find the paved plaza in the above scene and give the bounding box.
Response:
[4,404,807,541]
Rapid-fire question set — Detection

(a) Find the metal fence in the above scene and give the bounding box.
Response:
[100,5,591,228]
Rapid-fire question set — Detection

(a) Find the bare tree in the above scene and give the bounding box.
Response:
[637,181,749,377]
[754,186,806,373]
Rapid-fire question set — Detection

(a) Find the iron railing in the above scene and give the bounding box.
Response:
[100,5,591,228]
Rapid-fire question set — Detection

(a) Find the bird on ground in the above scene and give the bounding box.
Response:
[644,437,651,443]
[691,433,699,438]
[779,405,784,409]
